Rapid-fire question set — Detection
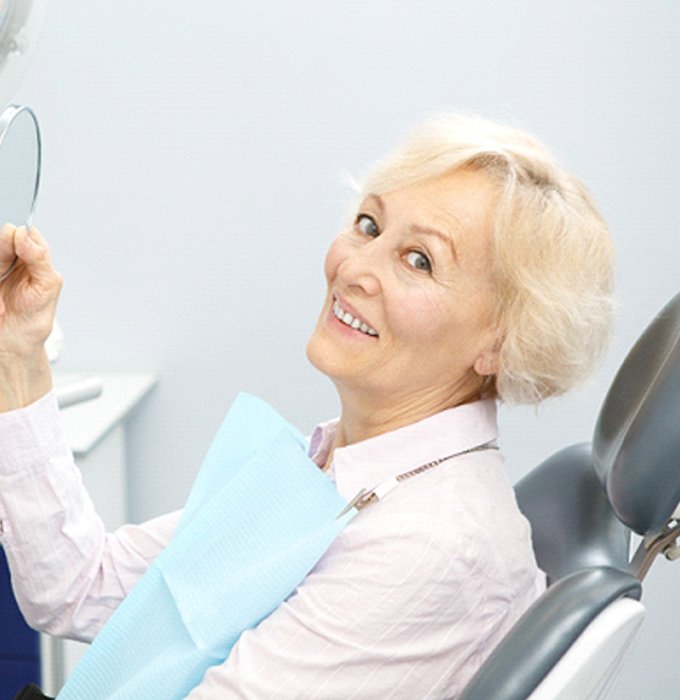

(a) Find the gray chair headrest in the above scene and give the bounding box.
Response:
[593,292,680,535]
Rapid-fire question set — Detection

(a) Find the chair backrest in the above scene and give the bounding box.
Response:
[514,443,629,585]
[593,291,680,536]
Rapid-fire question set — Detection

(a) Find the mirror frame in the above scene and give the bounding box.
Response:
[0,103,41,281]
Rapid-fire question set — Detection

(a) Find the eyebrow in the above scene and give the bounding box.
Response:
[366,193,459,263]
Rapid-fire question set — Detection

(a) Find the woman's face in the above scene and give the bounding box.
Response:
[307,168,501,419]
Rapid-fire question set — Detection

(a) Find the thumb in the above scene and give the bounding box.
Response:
[14,227,56,286]
[0,223,17,267]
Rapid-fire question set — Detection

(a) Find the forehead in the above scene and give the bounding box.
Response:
[378,168,499,236]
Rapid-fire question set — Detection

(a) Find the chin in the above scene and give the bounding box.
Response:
[306,326,332,376]
[306,327,351,386]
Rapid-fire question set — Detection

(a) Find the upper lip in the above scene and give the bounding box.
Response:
[333,292,378,333]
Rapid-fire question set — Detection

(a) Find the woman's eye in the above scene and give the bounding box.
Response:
[405,250,432,272]
[355,214,379,238]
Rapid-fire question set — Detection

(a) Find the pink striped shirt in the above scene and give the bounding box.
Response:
[0,392,544,698]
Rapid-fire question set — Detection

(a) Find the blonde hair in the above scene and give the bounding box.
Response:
[356,113,616,404]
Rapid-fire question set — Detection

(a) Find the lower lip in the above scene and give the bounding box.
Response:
[326,306,378,340]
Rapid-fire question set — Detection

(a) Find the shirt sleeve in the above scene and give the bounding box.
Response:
[0,391,179,642]
[185,506,532,700]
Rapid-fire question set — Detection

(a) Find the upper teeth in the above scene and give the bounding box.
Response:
[333,299,378,336]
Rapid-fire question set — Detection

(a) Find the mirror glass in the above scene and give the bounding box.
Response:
[0,104,41,279]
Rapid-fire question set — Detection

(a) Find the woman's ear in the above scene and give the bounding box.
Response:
[473,339,501,377]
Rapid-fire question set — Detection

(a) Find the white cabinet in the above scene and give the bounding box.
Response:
[40,374,156,696]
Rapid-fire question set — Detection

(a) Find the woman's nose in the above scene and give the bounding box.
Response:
[335,240,384,297]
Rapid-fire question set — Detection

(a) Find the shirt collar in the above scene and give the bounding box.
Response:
[308,399,498,501]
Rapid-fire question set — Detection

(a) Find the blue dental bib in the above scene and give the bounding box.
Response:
[57,393,354,699]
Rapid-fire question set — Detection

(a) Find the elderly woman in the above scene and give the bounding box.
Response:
[0,114,614,699]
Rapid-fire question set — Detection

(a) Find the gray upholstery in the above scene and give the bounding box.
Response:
[459,567,641,700]
[593,291,680,535]
[515,443,629,585]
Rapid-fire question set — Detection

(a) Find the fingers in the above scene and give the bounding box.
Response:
[13,226,56,281]
[24,227,49,249]
[1,226,62,302]
[0,225,53,266]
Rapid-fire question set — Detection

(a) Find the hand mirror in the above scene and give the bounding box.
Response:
[0,103,41,281]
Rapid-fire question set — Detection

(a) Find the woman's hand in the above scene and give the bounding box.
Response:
[0,223,63,410]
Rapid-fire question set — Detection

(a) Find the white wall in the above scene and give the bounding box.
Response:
[12,1,680,696]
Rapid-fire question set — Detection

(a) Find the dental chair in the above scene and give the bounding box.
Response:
[461,290,680,700]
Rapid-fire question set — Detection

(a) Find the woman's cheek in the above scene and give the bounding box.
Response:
[324,237,348,282]
[393,290,447,342]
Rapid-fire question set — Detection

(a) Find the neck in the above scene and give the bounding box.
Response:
[330,376,486,453]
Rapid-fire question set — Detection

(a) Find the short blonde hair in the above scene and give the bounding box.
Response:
[356,113,616,404]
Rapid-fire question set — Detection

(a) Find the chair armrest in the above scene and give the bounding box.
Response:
[460,567,641,700]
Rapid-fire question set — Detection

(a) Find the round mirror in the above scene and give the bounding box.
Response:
[0,103,41,280]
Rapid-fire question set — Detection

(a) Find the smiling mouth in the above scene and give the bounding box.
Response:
[332,298,379,337]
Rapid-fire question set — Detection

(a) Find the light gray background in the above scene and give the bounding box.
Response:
[12,0,680,696]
